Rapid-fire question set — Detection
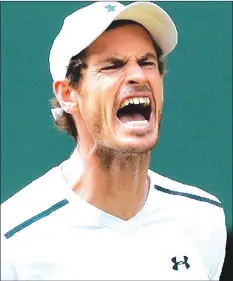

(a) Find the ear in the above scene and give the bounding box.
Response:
[53,80,79,114]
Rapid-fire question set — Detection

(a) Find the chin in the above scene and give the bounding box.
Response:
[113,134,159,154]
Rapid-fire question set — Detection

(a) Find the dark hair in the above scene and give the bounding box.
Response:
[50,20,166,141]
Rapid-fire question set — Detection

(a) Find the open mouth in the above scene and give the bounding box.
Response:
[116,97,152,126]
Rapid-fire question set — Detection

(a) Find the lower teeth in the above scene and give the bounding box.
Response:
[126,120,148,126]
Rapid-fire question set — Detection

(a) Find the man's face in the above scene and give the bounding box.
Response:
[74,23,164,153]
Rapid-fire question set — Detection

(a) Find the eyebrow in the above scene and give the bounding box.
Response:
[139,52,158,62]
[97,56,124,65]
[97,52,158,65]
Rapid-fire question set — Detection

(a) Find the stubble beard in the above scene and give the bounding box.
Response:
[93,120,163,171]
[83,104,163,170]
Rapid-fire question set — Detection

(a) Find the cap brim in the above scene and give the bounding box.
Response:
[75,2,178,57]
[49,2,177,80]
[115,2,177,56]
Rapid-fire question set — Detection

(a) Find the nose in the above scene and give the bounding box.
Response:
[124,62,146,85]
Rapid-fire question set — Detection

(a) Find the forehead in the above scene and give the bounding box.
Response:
[86,24,156,59]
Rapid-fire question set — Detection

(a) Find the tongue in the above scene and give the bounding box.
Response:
[119,113,145,123]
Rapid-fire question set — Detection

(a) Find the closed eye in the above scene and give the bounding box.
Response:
[102,64,121,70]
[101,60,124,71]
[139,61,157,67]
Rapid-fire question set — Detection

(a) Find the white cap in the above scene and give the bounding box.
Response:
[49,1,178,81]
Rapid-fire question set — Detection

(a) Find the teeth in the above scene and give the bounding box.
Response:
[120,97,150,108]
[121,99,129,108]
[126,120,149,126]
[139,97,144,104]
[144,97,150,107]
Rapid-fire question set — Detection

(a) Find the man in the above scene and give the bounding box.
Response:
[1,1,226,280]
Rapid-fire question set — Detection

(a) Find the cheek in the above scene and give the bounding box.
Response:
[157,86,164,106]
[84,71,125,115]
[156,93,164,117]
[151,78,163,101]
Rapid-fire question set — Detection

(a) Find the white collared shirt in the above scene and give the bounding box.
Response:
[1,164,227,280]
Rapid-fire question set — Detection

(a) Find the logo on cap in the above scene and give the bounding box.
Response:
[105,5,116,12]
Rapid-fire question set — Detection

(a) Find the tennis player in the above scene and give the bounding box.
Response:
[1,2,226,280]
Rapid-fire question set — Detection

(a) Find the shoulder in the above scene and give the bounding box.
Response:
[147,169,226,241]
[148,169,223,208]
[148,169,227,279]
[1,164,69,240]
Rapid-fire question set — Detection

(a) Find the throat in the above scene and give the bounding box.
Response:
[68,148,151,220]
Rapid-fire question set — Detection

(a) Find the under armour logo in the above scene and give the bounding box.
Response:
[171,256,190,271]
[105,5,116,12]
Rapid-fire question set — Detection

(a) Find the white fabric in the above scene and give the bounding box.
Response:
[1,164,226,280]
[49,1,178,81]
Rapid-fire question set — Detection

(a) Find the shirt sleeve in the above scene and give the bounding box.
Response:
[208,207,227,280]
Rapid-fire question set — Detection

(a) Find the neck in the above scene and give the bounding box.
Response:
[62,146,151,220]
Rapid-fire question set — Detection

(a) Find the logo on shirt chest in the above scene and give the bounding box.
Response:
[171,256,190,271]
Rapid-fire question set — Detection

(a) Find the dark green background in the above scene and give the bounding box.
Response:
[1,1,232,230]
